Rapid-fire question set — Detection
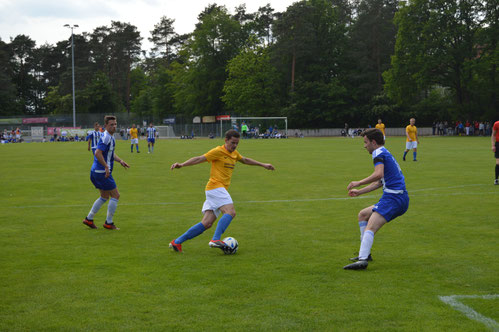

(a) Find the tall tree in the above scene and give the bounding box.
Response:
[272,0,351,126]
[149,16,178,63]
[0,39,18,115]
[384,0,489,119]
[9,35,37,114]
[174,4,244,116]
[108,22,142,113]
[348,0,398,106]
[222,46,281,116]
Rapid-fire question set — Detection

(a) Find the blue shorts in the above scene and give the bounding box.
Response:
[90,171,117,191]
[372,192,409,222]
[147,138,155,144]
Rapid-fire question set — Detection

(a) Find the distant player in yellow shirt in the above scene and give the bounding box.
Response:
[403,118,419,161]
[130,124,140,153]
[375,119,386,140]
[169,129,275,252]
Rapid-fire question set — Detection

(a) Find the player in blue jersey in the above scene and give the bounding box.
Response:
[343,128,409,270]
[87,122,102,155]
[83,115,130,230]
[146,123,157,153]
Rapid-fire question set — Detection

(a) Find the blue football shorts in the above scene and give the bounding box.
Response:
[90,171,117,191]
[372,192,409,222]
[147,138,155,144]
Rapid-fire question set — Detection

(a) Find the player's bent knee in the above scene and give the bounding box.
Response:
[358,208,371,221]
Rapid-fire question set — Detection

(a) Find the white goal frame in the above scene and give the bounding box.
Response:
[220,117,288,138]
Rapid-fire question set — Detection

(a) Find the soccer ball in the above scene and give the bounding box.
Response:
[222,237,238,255]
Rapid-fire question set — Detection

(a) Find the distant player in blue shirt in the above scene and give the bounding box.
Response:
[343,128,409,270]
[83,115,130,230]
[146,123,157,153]
[87,122,102,155]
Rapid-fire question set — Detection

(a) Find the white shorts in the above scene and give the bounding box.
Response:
[202,187,233,218]
[406,141,418,149]
[131,138,138,144]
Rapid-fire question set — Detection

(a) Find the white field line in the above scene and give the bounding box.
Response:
[3,184,496,209]
[439,295,499,331]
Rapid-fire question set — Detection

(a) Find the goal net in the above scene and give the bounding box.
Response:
[220,117,288,138]
[156,126,176,138]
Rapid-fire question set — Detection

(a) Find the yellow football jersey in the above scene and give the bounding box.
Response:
[406,125,417,141]
[375,123,385,135]
[204,145,243,191]
[130,128,138,139]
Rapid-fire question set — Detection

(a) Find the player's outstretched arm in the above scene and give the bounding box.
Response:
[171,155,207,170]
[240,157,275,170]
[114,154,130,169]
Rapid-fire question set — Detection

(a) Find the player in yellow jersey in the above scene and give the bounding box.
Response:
[169,129,275,253]
[403,118,419,161]
[130,124,140,153]
[375,119,386,140]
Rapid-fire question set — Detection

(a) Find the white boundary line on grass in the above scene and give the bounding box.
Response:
[3,184,496,209]
[439,294,499,331]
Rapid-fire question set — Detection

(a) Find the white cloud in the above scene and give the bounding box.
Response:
[0,0,294,48]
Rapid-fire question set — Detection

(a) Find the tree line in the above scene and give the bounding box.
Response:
[0,0,496,128]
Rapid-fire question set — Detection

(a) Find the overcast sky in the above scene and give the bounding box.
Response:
[0,0,293,51]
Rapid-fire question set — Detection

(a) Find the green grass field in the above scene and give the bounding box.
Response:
[1,136,498,331]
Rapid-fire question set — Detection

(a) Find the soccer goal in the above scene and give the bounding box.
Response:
[220,117,288,138]
[156,126,176,138]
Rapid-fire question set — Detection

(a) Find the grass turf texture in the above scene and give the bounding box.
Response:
[1,136,498,331]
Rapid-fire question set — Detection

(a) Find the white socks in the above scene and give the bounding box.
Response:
[87,197,107,220]
[359,230,374,260]
[359,221,367,241]
[106,198,118,224]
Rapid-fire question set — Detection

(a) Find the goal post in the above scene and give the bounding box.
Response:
[226,117,288,138]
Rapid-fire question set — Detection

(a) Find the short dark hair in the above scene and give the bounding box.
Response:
[104,115,116,125]
[225,129,240,140]
[361,128,384,145]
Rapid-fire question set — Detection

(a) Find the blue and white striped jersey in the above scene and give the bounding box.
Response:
[147,127,156,139]
[372,147,406,194]
[91,131,115,173]
[87,130,102,150]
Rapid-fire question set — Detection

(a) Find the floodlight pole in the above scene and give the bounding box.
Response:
[64,24,78,128]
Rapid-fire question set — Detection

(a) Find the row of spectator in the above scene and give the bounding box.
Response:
[432,121,494,136]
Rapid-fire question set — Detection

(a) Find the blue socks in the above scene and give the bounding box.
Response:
[413,151,417,160]
[174,214,234,244]
[403,151,408,160]
[175,222,206,244]
[87,197,107,220]
[212,214,233,241]
[106,198,119,224]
